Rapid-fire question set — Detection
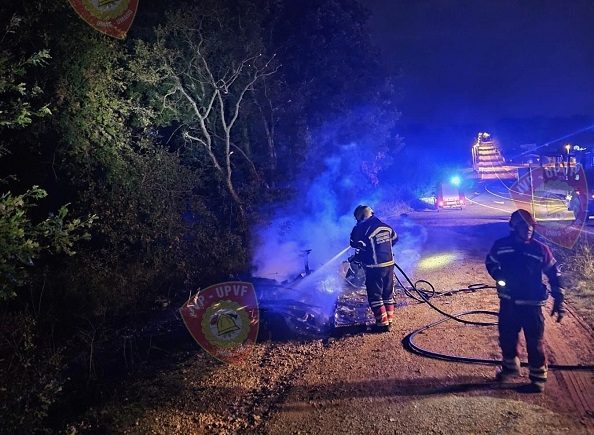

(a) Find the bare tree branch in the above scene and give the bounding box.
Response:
[142,10,279,220]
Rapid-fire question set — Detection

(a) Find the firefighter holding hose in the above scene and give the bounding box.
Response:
[485,209,566,393]
[349,205,398,333]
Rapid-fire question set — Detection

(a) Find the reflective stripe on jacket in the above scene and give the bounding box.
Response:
[350,216,397,268]
[485,234,564,305]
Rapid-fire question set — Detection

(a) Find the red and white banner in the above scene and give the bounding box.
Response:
[68,0,138,39]
[180,281,259,365]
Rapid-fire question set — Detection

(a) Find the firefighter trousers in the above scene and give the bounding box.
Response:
[365,265,395,326]
[498,300,547,384]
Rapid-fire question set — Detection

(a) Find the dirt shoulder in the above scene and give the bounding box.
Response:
[74,215,594,434]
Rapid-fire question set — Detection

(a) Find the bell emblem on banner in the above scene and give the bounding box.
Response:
[180,281,259,365]
[68,0,139,39]
[216,313,240,336]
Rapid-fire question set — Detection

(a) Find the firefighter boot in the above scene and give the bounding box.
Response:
[371,323,391,333]
[524,381,545,393]
[495,357,521,382]
[386,305,395,325]
[370,304,389,329]
[526,365,547,393]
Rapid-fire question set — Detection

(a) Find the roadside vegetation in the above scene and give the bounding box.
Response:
[561,235,594,330]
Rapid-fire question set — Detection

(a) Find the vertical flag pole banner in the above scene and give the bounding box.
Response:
[68,0,139,39]
[180,282,260,365]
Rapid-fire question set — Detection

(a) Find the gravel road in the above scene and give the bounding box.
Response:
[80,205,594,434]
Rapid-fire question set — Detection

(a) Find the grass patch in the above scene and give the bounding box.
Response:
[560,238,594,330]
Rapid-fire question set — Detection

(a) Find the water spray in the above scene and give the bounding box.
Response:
[292,246,351,289]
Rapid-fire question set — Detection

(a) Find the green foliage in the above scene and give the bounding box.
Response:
[55,31,132,163]
[41,204,95,255]
[0,15,52,157]
[51,21,248,316]
[0,8,97,303]
[557,239,594,329]
[566,240,594,279]
[0,186,96,301]
[0,312,65,433]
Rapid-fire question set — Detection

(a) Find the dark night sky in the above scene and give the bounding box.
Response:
[367,0,594,161]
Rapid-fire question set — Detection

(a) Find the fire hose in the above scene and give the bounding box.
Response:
[391,262,594,372]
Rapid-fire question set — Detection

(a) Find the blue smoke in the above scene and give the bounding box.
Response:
[252,144,368,282]
[251,106,430,326]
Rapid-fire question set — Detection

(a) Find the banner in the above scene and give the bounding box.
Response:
[510,165,588,248]
[68,0,139,39]
[180,281,259,364]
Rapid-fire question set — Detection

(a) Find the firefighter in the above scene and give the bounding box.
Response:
[349,205,398,332]
[485,209,566,393]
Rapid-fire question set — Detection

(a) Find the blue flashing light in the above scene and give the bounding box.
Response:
[450,175,461,186]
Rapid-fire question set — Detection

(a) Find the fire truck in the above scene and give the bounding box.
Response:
[436,178,466,210]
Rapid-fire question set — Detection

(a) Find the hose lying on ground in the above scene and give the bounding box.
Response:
[393,262,594,372]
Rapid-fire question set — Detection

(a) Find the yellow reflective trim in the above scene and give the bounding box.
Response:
[366,261,395,268]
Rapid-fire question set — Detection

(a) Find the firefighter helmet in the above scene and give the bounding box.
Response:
[509,209,536,230]
[354,205,374,222]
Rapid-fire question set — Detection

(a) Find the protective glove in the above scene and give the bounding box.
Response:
[492,270,507,292]
[550,295,565,323]
[348,251,362,265]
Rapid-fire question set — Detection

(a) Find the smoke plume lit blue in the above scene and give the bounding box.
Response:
[251,146,366,283]
[251,107,428,324]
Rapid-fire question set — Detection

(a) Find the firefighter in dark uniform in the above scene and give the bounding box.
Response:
[485,209,566,392]
[350,205,398,332]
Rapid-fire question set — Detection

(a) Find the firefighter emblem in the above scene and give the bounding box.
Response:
[68,0,139,39]
[180,281,259,364]
[510,165,588,248]
[202,301,250,348]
